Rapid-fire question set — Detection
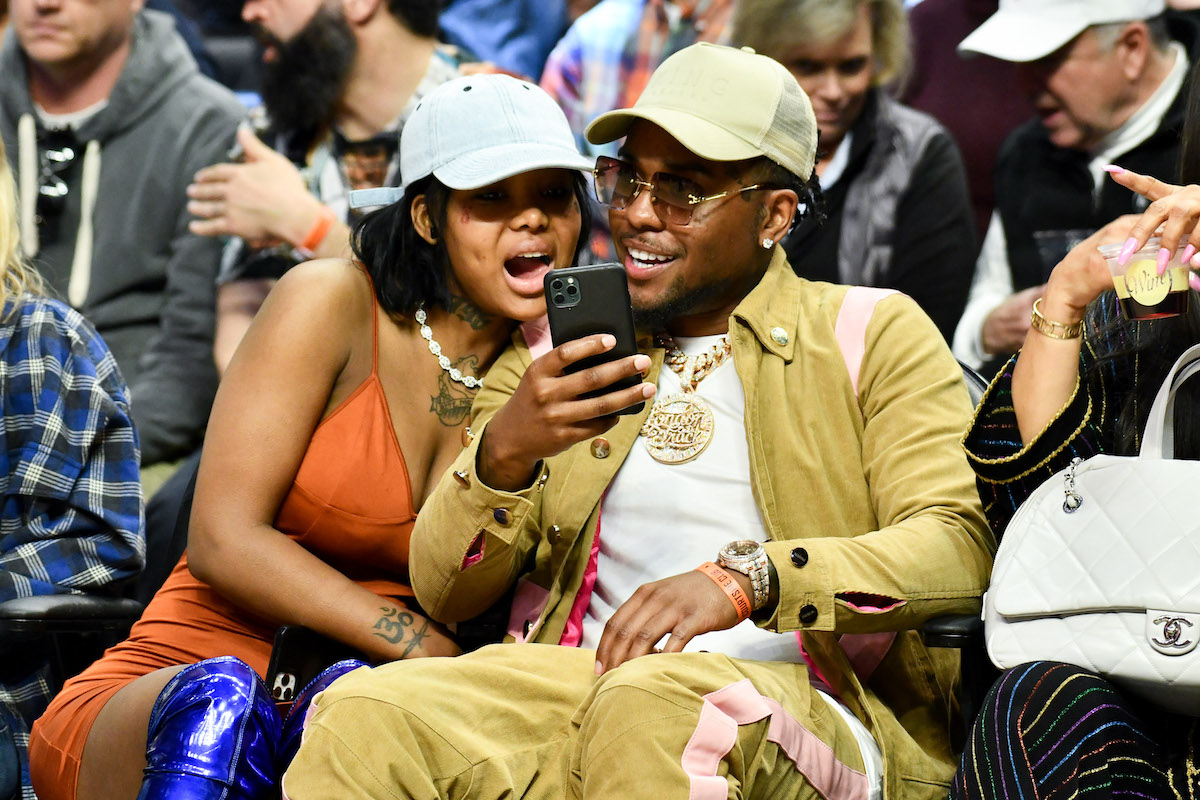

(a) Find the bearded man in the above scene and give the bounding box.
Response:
[188,0,463,373]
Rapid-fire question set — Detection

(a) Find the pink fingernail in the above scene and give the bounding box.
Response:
[1103,164,1125,175]
[1190,272,1200,292]
[1183,245,1196,264]
[1117,237,1138,266]
[1157,248,1171,275]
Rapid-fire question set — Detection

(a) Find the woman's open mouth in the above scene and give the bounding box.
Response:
[503,253,554,295]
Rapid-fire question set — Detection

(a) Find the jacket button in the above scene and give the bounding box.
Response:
[770,327,789,345]
[799,604,818,625]
[453,470,470,487]
[790,547,808,567]
[547,524,561,543]
[461,426,475,447]
[591,438,610,459]
[493,508,511,526]
[523,618,535,637]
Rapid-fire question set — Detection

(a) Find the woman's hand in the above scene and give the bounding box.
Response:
[478,335,655,491]
[1107,166,1200,286]
[1040,216,1142,324]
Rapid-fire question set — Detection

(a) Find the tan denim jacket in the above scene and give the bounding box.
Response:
[410,250,994,799]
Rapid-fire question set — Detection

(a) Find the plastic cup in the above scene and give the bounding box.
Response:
[1098,236,1191,320]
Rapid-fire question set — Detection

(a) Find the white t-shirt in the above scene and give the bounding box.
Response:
[580,334,882,797]
[580,333,801,662]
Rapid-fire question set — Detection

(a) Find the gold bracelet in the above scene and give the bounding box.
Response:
[1030,298,1083,340]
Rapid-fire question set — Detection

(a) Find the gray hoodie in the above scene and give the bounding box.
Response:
[0,10,244,466]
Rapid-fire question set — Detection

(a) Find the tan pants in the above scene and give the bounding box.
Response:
[283,644,870,800]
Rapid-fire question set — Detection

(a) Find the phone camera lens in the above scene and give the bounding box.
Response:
[566,285,579,296]
[553,293,566,305]
[550,279,564,291]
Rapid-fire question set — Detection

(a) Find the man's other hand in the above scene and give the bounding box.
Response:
[187,126,317,246]
[593,568,750,674]
[981,284,1045,356]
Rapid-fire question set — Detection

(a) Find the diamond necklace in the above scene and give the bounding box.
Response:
[640,333,731,464]
[414,303,483,389]
[659,333,732,390]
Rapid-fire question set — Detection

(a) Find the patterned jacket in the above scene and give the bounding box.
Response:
[0,295,143,797]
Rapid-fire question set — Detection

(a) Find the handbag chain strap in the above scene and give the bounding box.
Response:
[1063,457,1083,513]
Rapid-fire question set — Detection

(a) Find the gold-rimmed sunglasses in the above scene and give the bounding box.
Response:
[592,155,769,226]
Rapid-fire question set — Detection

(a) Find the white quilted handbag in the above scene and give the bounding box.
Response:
[985,341,1200,714]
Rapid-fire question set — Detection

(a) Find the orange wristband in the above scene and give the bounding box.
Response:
[695,562,752,622]
[297,205,336,255]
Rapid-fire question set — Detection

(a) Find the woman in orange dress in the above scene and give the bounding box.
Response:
[28,74,594,800]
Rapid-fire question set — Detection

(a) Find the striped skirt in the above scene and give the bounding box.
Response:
[951,661,1198,799]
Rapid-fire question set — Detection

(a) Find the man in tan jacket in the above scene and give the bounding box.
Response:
[286,43,994,800]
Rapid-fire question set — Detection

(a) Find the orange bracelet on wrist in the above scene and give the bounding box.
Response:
[297,205,336,256]
[695,562,752,622]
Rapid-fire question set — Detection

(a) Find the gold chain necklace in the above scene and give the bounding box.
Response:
[640,333,732,464]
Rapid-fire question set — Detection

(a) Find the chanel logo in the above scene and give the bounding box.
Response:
[1152,616,1194,648]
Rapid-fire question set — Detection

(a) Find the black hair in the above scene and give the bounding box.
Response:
[751,157,825,231]
[386,0,441,38]
[351,171,594,316]
[1085,57,1200,456]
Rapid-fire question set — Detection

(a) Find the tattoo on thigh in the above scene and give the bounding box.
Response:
[373,606,431,657]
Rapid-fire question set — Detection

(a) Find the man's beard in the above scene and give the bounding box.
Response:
[257,7,356,135]
[632,275,737,333]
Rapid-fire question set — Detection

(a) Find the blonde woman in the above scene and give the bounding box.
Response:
[0,138,142,798]
[733,0,977,342]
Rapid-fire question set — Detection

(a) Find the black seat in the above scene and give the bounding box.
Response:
[920,361,997,730]
[0,452,199,688]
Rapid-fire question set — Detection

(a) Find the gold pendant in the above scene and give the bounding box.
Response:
[640,392,715,464]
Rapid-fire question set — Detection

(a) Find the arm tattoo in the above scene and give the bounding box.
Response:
[372,606,433,657]
[402,620,431,658]
[373,606,414,644]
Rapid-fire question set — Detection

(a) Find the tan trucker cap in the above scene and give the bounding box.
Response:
[585,43,818,180]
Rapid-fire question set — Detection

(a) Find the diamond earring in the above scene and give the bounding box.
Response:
[761,238,774,249]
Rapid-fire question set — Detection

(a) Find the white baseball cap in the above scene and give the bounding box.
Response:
[401,74,593,191]
[350,74,593,208]
[958,0,1167,63]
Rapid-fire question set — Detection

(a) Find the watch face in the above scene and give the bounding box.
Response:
[725,541,760,558]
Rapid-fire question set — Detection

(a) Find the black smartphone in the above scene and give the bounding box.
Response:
[544,263,645,415]
[264,625,366,704]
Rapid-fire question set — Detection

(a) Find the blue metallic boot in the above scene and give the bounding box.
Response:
[276,659,369,772]
[137,656,282,800]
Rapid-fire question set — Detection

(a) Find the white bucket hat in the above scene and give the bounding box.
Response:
[350,74,593,208]
[958,0,1167,63]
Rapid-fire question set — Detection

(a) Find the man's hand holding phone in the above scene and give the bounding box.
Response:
[478,337,656,492]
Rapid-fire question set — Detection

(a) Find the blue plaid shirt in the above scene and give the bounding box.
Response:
[0,296,143,798]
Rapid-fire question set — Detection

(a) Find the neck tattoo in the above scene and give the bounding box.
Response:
[447,295,493,331]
